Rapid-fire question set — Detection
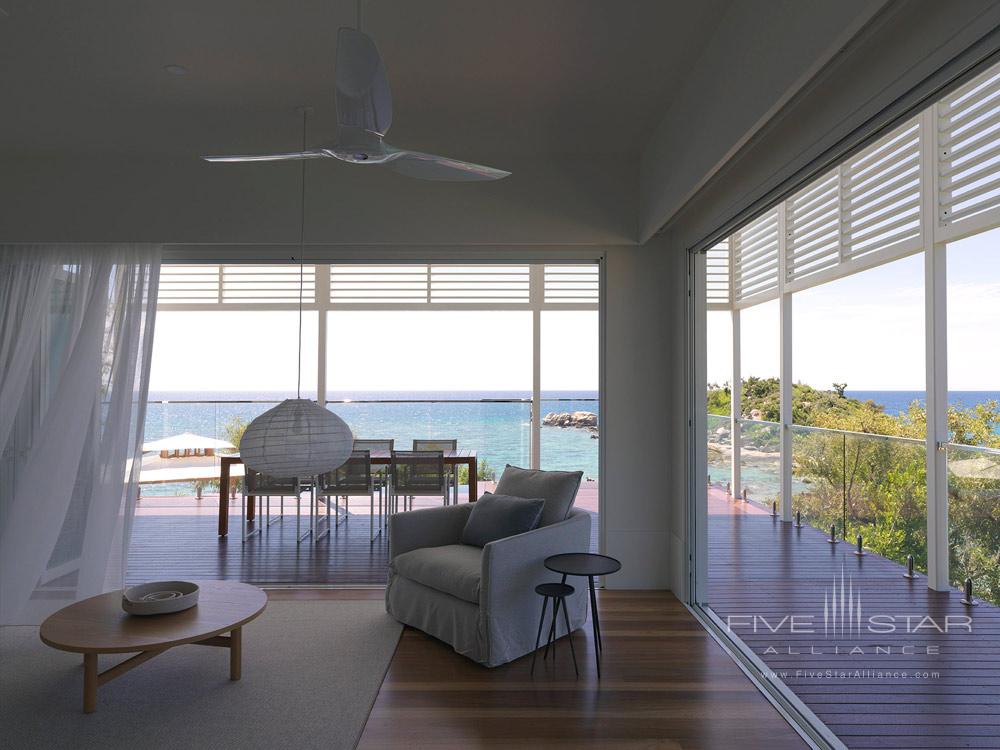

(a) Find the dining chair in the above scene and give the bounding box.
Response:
[242,469,304,543]
[391,450,449,512]
[412,439,459,504]
[354,439,394,526]
[316,450,381,542]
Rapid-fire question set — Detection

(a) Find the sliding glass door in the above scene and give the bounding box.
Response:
[130,260,601,586]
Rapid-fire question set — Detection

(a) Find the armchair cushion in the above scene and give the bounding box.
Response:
[495,465,583,526]
[388,503,473,561]
[391,543,482,604]
[460,492,544,547]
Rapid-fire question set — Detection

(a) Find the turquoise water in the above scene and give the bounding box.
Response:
[143,391,599,495]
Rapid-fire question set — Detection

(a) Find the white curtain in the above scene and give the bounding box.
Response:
[0,245,160,624]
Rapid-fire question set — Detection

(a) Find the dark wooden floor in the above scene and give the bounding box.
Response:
[127,512,393,586]
[355,589,806,750]
[707,488,1000,750]
[127,502,599,586]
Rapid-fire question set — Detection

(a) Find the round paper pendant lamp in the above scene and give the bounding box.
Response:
[240,399,354,478]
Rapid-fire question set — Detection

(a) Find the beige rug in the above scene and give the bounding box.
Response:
[1,599,401,750]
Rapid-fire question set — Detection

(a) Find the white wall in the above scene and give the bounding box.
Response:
[601,238,684,589]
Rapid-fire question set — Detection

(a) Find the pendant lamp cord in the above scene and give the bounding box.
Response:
[356,0,364,31]
[295,107,308,400]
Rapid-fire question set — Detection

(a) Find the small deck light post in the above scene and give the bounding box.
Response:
[795,511,803,529]
[853,533,865,556]
[827,524,838,544]
[742,488,749,503]
[770,501,779,518]
[903,555,918,579]
[726,481,731,497]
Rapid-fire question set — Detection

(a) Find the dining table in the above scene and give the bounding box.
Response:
[217,449,478,536]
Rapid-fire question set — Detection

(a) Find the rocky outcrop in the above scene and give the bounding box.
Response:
[543,411,599,438]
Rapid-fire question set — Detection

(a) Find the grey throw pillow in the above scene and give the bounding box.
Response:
[495,465,583,526]
[460,492,545,547]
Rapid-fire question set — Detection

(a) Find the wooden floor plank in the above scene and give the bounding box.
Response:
[357,590,806,749]
[126,501,599,586]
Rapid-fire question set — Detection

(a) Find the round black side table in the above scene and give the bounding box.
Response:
[544,553,622,678]
[530,582,578,677]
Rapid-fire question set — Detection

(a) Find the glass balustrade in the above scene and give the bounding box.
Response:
[738,419,781,509]
[717,413,1000,601]
[141,398,537,498]
[947,443,1000,606]
[329,398,531,483]
[790,426,927,570]
[539,397,599,479]
[706,413,732,493]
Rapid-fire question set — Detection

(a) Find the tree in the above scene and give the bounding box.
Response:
[832,382,847,398]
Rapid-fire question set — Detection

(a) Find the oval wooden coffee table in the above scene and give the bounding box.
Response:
[40,580,267,713]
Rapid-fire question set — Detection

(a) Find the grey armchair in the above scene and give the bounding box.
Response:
[386,466,590,667]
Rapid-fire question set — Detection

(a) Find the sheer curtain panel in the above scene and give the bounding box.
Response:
[0,246,160,624]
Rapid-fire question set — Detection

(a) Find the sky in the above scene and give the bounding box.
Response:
[707,226,1000,391]
[149,309,598,392]
[149,228,996,395]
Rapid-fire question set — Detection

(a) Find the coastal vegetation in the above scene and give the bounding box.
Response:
[707,378,1000,606]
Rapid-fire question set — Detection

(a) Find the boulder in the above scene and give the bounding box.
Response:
[543,411,599,435]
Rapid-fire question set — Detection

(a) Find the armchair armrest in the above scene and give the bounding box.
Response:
[388,503,474,561]
[478,510,591,665]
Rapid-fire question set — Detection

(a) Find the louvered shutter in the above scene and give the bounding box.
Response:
[733,209,780,305]
[705,241,731,308]
[939,64,1000,236]
[158,265,315,304]
[543,265,599,304]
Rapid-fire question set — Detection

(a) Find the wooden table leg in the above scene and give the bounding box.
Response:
[230,627,242,681]
[219,460,230,536]
[468,457,478,502]
[83,653,97,713]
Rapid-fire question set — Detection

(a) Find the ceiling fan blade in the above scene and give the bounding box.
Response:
[202,150,329,163]
[335,27,393,136]
[383,149,511,181]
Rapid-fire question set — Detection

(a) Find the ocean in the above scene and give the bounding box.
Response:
[142,389,997,497]
[143,390,599,495]
[845,390,1000,416]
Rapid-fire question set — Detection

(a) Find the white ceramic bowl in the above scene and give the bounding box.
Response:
[122,581,200,616]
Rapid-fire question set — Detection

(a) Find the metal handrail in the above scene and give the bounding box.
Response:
[946,441,1000,456]
[738,418,782,428]
[718,414,995,451]
[789,422,925,446]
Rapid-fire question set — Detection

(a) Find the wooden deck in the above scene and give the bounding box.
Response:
[126,484,600,586]
[707,486,1000,750]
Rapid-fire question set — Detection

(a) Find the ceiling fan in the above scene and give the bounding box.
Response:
[203,22,510,181]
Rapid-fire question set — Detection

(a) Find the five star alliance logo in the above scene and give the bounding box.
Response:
[825,567,863,638]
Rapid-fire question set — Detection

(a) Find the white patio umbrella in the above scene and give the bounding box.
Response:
[141,432,236,455]
[138,433,242,493]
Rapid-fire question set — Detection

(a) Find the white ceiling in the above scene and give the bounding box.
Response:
[0,0,731,159]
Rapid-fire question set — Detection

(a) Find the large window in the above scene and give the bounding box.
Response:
[133,261,600,585]
[694,59,1000,750]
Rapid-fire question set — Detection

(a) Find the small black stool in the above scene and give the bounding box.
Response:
[530,582,578,677]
